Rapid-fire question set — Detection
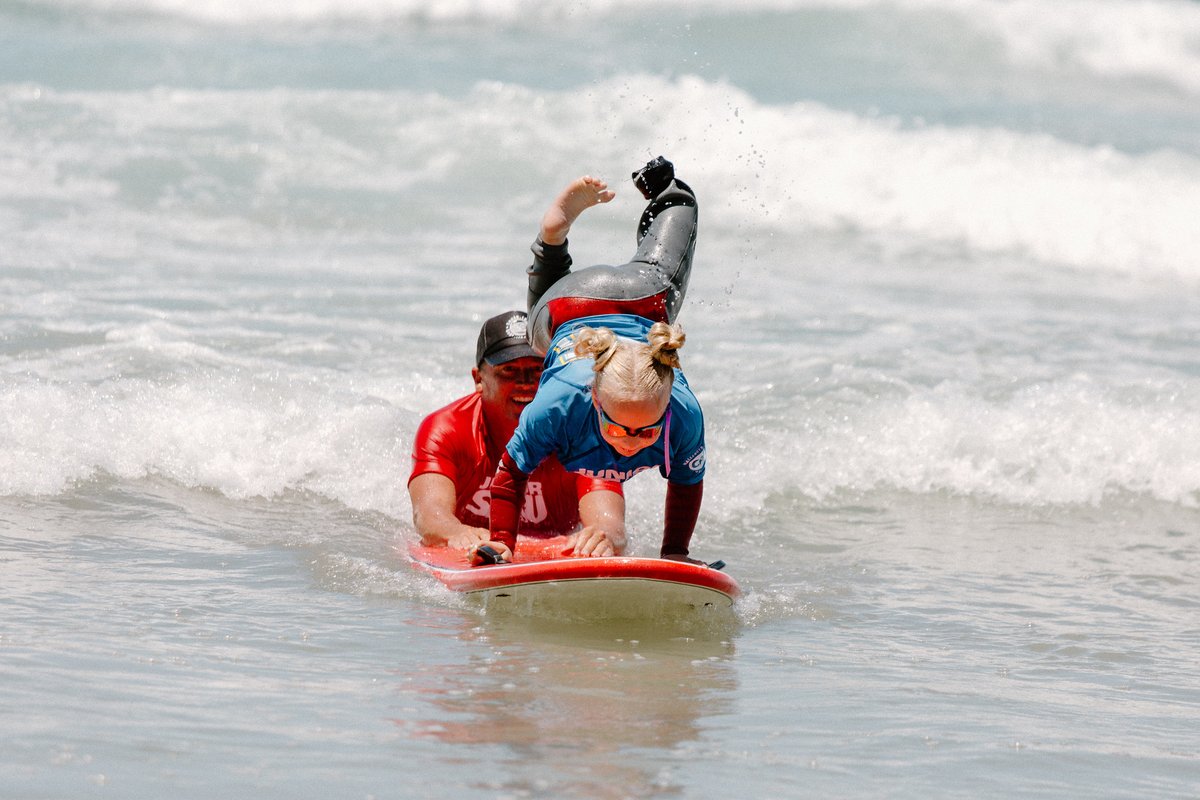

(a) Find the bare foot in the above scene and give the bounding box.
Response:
[539,175,615,245]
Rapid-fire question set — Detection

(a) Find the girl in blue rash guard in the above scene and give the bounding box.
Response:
[474,157,706,566]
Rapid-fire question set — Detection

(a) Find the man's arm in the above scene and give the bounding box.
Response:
[409,473,490,549]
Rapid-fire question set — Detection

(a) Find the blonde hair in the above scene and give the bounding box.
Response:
[573,322,685,402]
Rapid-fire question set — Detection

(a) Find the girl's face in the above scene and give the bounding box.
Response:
[593,386,669,457]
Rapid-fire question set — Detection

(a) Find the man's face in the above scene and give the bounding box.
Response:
[474,357,543,425]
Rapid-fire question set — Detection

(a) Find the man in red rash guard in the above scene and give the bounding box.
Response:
[408,310,625,557]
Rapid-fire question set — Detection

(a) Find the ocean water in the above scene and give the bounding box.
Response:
[3,0,1200,797]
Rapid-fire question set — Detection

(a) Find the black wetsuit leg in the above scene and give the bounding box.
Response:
[526,178,698,354]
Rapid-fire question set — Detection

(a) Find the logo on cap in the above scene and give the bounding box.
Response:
[505,314,528,341]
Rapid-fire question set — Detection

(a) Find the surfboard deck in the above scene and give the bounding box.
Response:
[407,536,739,621]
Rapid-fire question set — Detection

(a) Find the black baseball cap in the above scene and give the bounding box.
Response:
[475,310,539,366]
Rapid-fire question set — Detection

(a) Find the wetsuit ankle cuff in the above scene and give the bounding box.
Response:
[534,237,570,256]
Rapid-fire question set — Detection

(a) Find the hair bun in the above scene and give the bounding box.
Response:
[572,326,619,370]
[646,322,685,370]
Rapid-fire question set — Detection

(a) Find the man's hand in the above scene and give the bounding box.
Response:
[445,526,490,551]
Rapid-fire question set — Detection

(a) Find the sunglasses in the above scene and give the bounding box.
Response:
[596,403,667,441]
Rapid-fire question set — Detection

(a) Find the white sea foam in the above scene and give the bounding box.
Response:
[710,377,1200,509]
[948,0,1200,95]
[798,0,1200,95]
[0,369,433,512]
[4,352,1198,511]
[5,78,1198,280]
[707,91,1200,279]
[37,0,1200,95]
[4,75,1198,511]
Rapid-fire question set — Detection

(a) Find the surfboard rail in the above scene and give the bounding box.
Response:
[406,536,740,610]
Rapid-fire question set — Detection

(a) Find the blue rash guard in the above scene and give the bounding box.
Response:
[505,314,706,486]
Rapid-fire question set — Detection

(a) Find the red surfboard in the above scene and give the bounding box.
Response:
[407,536,739,620]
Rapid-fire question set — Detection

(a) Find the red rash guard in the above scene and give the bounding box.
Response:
[409,393,620,537]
